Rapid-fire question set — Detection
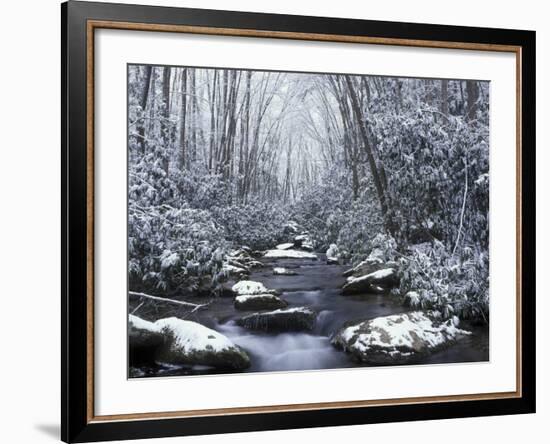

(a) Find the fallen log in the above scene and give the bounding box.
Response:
[129,291,210,313]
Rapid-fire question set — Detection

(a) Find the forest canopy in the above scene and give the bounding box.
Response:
[128,64,490,322]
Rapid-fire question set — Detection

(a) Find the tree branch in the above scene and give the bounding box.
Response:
[452,155,469,256]
[129,291,210,313]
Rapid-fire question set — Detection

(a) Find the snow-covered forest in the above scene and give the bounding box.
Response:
[128,64,490,376]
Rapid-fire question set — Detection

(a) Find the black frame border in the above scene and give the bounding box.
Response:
[62,1,536,442]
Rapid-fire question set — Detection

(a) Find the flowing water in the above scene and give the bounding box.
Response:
[134,254,489,377]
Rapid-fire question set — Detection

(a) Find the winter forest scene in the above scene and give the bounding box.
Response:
[128,63,490,377]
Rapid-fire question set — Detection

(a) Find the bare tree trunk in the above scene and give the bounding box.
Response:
[179,69,187,169]
[137,65,152,152]
[190,70,198,162]
[466,80,479,121]
[161,66,171,174]
[344,75,390,220]
[239,71,252,200]
[208,70,218,171]
[441,79,449,115]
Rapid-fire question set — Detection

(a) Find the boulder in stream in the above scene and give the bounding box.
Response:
[236,307,317,332]
[294,234,314,251]
[154,317,250,370]
[264,249,317,260]
[273,267,298,276]
[221,247,264,281]
[276,242,295,250]
[234,293,288,311]
[332,311,471,365]
[221,263,249,280]
[232,280,269,295]
[326,244,340,265]
[129,314,165,365]
[343,248,396,278]
[342,268,399,295]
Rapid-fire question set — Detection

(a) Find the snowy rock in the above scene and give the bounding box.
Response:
[342,268,400,295]
[326,244,339,265]
[234,294,288,311]
[343,248,387,277]
[264,249,317,260]
[228,247,251,259]
[283,220,301,236]
[217,282,237,298]
[128,315,165,364]
[276,242,295,250]
[221,263,249,280]
[236,307,317,332]
[232,280,269,295]
[332,311,471,365]
[155,317,250,370]
[223,248,264,279]
[273,267,298,276]
[294,234,314,251]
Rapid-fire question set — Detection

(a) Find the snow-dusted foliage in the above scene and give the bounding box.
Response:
[128,64,489,322]
[129,204,227,293]
[397,241,490,321]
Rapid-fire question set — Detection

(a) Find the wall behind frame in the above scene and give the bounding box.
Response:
[0,0,546,443]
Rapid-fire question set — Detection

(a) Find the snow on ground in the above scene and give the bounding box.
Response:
[264,249,317,259]
[222,263,248,274]
[294,234,314,250]
[235,294,280,303]
[346,267,395,284]
[263,306,315,315]
[155,317,237,353]
[232,280,268,295]
[275,242,294,250]
[273,267,297,275]
[129,314,161,332]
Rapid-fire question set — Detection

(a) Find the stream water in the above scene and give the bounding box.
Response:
[134,253,489,377]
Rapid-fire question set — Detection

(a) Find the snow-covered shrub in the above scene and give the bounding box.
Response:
[291,165,382,253]
[213,198,288,251]
[370,102,489,251]
[397,242,489,322]
[336,199,384,265]
[129,204,227,294]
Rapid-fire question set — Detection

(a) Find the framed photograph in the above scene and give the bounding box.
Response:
[61,1,535,442]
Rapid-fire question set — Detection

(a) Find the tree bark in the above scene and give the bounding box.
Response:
[466,80,479,121]
[344,75,389,219]
[441,79,449,115]
[179,69,187,169]
[137,66,152,152]
[161,66,171,174]
[129,291,210,312]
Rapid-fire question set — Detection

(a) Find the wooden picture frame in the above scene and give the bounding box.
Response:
[62,1,536,442]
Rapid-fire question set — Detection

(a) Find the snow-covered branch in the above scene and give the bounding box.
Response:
[129,291,211,313]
